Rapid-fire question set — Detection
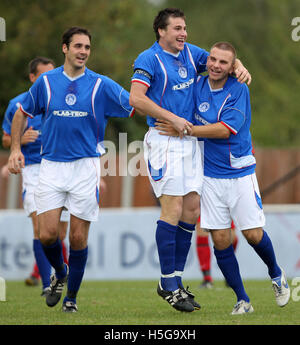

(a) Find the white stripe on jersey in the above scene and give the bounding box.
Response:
[43,75,51,114]
[91,77,102,119]
[91,78,106,156]
[186,44,197,73]
[217,93,231,121]
[155,54,168,105]
[23,89,36,118]
[20,103,33,119]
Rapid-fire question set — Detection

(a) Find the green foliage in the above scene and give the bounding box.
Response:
[0,0,156,147]
[0,0,299,148]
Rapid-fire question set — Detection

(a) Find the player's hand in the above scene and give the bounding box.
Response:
[155,120,179,137]
[234,65,252,85]
[155,119,192,138]
[8,150,25,174]
[169,117,192,138]
[21,126,39,145]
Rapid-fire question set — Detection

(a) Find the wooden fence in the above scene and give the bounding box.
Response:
[0,148,299,209]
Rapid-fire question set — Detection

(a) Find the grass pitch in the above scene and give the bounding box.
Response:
[0,279,298,326]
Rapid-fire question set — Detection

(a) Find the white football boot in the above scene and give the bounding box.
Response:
[271,268,290,307]
[231,300,254,315]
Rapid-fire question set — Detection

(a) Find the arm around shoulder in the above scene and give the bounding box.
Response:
[191,122,231,139]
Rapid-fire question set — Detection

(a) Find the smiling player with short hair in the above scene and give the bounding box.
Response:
[8,26,134,313]
[157,41,290,314]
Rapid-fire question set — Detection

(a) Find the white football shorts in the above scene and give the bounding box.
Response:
[144,128,203,198]
[22,164,40,216]
[22,164,70,221]
[200,173,265,231]
[34,157,100,222]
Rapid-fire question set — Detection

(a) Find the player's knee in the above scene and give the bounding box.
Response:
[159,196,183,225]
[211,230,231,250]
[39,228,58,246]
[181,203,200,225]
[242,228,263,245]
[181,193,200,224]
[69,231,87,250]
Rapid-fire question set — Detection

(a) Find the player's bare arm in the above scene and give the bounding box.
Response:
[8,108,27,174]
[156,119,230,139]
[191,122,231,138]
[130,82,192,138]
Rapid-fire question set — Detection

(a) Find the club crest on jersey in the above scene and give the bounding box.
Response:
[65,93,77,106]
[198,102,210,112]
[178,66,187,78]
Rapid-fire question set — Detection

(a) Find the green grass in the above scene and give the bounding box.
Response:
[0,280,298,325]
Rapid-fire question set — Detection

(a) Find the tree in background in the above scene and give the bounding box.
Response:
[1,0,300,148]
[0,0,156,146]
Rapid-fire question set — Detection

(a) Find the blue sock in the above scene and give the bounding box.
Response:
[250,230,281,279]
[33,239,51,289]
[64,247,88,303]
[175,221,195,288]
[42,238,66,279]
[156,220,178,291]
[214,245,250,303]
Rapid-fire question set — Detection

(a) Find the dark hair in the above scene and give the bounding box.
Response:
[28,56,55,75]
[153,8,185,41]
[62,26,91,48]
[211,41,237,64]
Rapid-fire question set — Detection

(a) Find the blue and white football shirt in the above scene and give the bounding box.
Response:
[194,75,256,178]
[19,66,134,162]
[131,41,208,126]
[2,92,42,165]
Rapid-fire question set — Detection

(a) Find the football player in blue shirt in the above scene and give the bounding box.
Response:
[2,56,69,296]
[157,41,290,314]
[8,27,134,313]
[130,8,251,312]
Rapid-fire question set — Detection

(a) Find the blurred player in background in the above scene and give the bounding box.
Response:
[8,27,134,313]
[130,7,251,313]
[1,57,69,296]
[156,41,290,314]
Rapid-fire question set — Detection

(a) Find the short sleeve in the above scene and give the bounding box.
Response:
[100,77,134,118]
[131,50,156,88]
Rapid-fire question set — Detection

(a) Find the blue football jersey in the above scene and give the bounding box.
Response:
[19,66,134,162]
[194,75,256,178]
[131,42,208,126]
[2,92,42,165]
